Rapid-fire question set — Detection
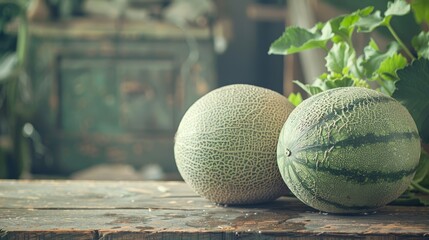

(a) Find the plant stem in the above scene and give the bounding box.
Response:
[17,10,28,68]
[386,24,415,60]
[411,181,429,194]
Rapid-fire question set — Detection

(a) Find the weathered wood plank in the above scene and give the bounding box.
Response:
[2,206,429,239]
[27,19,211,40]
[0,231,97,240]
[1,206,429,239]
[0,180,428,240]
[0,180,209,210]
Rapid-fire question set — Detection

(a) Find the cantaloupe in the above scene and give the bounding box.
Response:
[277,87,421,213]
[175,84,294,204]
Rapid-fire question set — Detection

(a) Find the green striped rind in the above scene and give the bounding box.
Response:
[277,87,421,214]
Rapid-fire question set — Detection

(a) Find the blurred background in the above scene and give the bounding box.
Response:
[0,0,419,180]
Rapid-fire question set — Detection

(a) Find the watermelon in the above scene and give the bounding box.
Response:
[175,84,294,205]
[277,87,421,214]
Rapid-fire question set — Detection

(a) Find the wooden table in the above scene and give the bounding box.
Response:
[0,180,428,239]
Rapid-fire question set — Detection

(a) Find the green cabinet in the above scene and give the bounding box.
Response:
[28,19,217,176]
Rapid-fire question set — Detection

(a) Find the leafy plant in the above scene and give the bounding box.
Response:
[270,0,429,203]
[0,0,31,178]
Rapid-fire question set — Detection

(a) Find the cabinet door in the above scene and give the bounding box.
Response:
[117,58,176,132]
[60,57,120,134]
[60,56,177,134]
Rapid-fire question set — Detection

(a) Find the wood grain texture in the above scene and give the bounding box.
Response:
[0,180,428,240]
[27,19,212,40]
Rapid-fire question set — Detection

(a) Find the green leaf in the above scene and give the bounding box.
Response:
[329,15,355,43]
[362,41,400,78]
[377,80,396,96]
[412,31,429,59]
[385,0,411,16]
[325,77,354,89]
[353,78,371,88]
[350,55,365,78]
[325,42,355,74]
[377,53,408,81]
[293,81,323,96]
[318,72,329,81]
[288,92,303,107]
[392,191,429,206]
[411,0,429,25]
[420,169,429,188]
[359,6,375,16]
[328,6,373,43]
[268,24,332,55]
[392,58,429,143]
[414,151,429,183]
[368,38,379,51]
[354,0,410,33]
[355,11,385,32]
[0,53,18,83]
